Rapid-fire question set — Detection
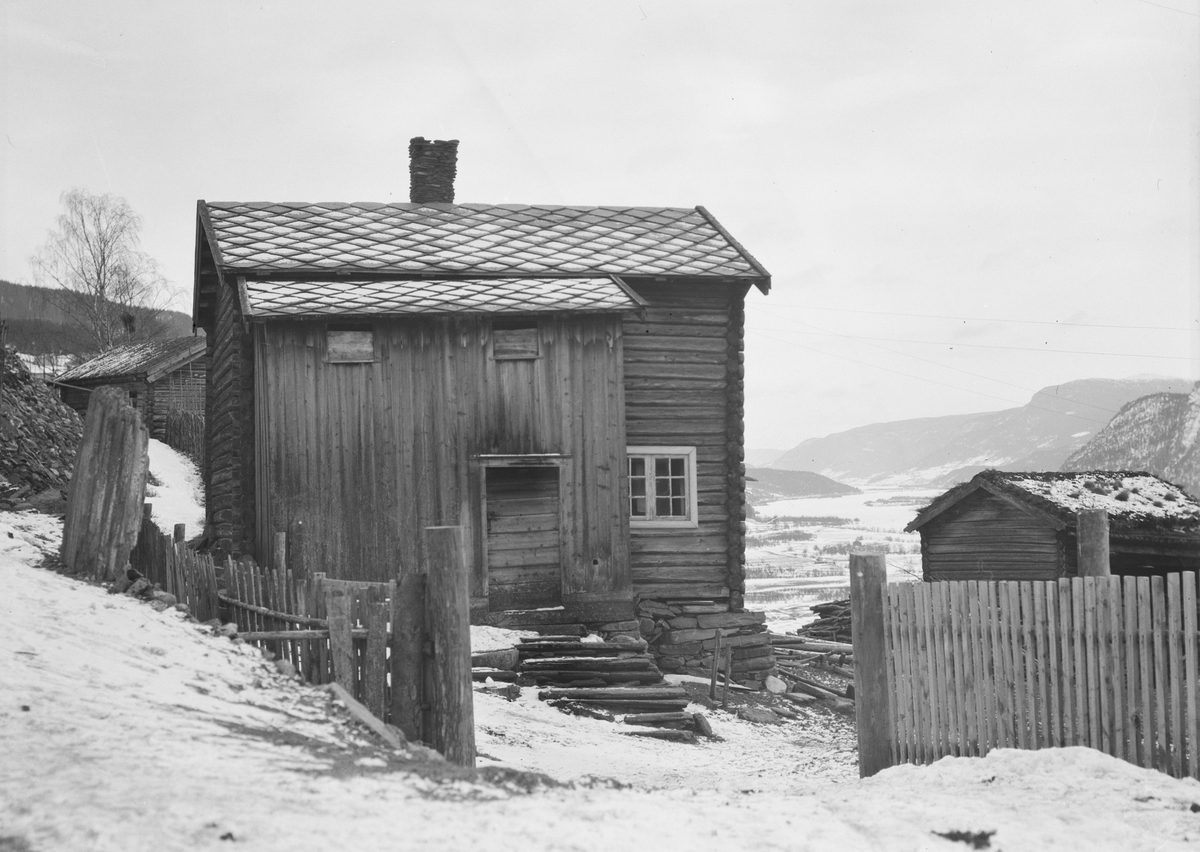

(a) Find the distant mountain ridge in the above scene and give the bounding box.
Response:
[0,279,196,364]
[744,467,860,504]
[1063,381,1200,497]
[770,377,1190,487]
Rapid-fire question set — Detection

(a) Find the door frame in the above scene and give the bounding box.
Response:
[473,453,572,609]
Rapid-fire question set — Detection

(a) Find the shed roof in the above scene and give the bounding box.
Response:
[905,470,1200,535]
[55,337,206,384]
[241,276,645,320]
[198,202,770,287]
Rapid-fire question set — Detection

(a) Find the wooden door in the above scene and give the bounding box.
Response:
[485,466,562,611]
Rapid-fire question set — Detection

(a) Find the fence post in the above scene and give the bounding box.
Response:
[61,385,149,581]
[1077,509,1111,577]
[850,551,892,777]
[425,525,476,767]
[391,570,428,743]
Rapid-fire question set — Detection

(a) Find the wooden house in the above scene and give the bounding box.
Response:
[192,138,770,633]
[54,336,207,439]
[905,469,1200,581]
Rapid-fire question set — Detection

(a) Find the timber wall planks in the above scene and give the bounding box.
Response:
[255,314,628,601]
[206,278,256,560]
[623,281,740,605]
[876,573,1200,780]
[922,490,1063,581]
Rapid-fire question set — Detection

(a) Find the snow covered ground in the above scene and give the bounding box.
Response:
[5,446,1200,850]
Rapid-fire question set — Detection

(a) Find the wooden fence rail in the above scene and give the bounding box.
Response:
[853,568,1200,780]
[164,411,205,471]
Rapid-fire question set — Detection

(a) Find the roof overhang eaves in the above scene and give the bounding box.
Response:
[905,476,1070,533]
[144,338,208,383]
[694,205,772,294]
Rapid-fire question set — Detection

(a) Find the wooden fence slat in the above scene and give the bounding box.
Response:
[977,581,997,750]
[1099,580,1118,753]
[1168,573,1184,778]
[915,584,939,761]
[1136,576,1152,770]
[951,581,977,755]
[990,583,1012,748]
[365,602,389,721]
[1121,575,1138,765]
[1075,578,1092,749]
[1047,581,1063,748]
[881,584,899,766]
[1020,583,1037,748]
[1182,572,1198,779]
[1082,578,1099,750]
[890,584,912,763]
[1032,582,1049,748]
[934,582,958,756]
[1107,577,1124,763]
[326,583,356,692]
[1151,575,1168,773]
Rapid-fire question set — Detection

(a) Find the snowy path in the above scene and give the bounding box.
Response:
[5,510,1200,850]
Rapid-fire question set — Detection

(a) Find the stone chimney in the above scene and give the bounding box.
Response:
[409,137,459,204]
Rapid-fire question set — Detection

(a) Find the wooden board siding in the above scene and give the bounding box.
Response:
[623,281,743,604]
[205,278,255,560]
[254,314,629,602]
[485,466,562,611]
[921,490,1063,581]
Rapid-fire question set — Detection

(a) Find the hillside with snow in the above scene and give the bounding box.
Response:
[1063,381,1200,497]
[770,377,1189,487]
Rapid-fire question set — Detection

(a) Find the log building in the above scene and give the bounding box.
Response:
[906,469,1200,580]
[54,336,207,440]
[192,139,771,653]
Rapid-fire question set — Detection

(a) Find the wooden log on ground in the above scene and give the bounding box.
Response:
[521,654,657,671]
[619,728,697,743]
[326,683,405,750]
[537,686,688,701]
[782,692,818,705]
[61,386,149,581]
[622,712,694,726]
[526,670,662,684]
[471,648,520,670]
[769,636,855,654]
[425,526,475,768]
[472,668,520,682]
[577,699,691,713]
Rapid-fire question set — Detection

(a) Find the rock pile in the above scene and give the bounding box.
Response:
[0,346,82,510]
[637,600,775,688]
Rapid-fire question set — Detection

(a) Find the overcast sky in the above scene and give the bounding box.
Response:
[3,1,1198,450]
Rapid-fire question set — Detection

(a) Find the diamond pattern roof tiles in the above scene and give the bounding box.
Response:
[202,203,766,280]
[241,277,642,319]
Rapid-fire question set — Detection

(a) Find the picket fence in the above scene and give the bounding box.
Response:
[878,573,1200,779]
[129,509,220,623]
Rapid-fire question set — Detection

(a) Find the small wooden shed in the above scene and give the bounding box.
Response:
[905,469,1200,581]
[54,336,207,439]
[192,138,770,630]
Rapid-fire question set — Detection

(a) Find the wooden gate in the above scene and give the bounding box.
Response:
[850,555,1200,780]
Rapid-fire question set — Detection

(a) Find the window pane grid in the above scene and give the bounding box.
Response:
[629,452,691,522]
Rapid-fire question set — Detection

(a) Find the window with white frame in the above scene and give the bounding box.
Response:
[627,446,698,527]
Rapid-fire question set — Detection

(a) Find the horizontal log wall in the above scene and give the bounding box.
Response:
[255,315,628,600]
[205,278,255,561]
[921,490,1063,581]
[623,281,738,605]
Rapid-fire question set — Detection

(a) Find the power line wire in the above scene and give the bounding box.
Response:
[753,302,1197,332]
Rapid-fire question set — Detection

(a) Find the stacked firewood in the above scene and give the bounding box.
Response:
[796,598,852,643]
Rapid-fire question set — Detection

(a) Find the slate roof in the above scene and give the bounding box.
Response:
[200,202,770,286]
[55,337,206,384]
[906,470,1200,535]
[242,277,644,320]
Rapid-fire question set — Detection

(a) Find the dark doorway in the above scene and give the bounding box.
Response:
[485,466,562,611]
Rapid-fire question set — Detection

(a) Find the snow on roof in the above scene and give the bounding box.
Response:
[907,469,1200,534]
[200,202,771,288]
[55,336,205,383]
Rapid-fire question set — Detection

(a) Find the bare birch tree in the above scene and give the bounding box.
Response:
[30,190,174,355]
